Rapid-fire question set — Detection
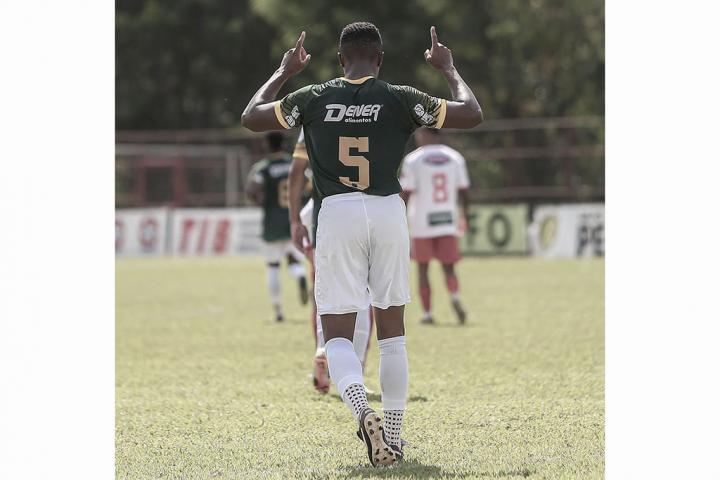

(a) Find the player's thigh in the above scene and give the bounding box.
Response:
[367,195,411,309]
[314,199,371,315]
[264,241,284,264]
[411,237,434,263]
[434,235,461,264]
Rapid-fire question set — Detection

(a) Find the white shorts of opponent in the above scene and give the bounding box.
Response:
[314,192,411,315]
[264,240,305,264]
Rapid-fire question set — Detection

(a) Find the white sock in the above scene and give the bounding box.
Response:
[316,313,325,349]
[422,311,432,320]
[266,265,281,308]
[289,262,306,279]
[325,337,366,419]
[378,336,408,447]
[353,307,371,366]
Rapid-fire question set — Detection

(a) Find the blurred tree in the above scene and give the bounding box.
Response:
[116,0,277,129]
[116,0,604,129]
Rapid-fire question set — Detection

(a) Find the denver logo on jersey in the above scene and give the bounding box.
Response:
[413,103,437,125]
[285,105,301,127]
[324,103,383,123]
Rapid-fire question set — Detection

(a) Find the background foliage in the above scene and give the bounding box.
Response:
[116,0,604,130]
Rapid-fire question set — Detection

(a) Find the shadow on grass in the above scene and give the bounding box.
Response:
[337,459,535,479]
[331,394,428,403]
[417,322,482,328]
[270,317,308,325]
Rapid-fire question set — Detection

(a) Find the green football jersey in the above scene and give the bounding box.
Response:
[275,76,447,204]
[248,153,293,242]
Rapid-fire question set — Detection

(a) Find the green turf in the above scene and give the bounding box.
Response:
[116,257,604,479]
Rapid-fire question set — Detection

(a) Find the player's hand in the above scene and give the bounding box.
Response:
[291,221,310,252]
[279,31,311,76]
[424,26,454,72]
[458,215,468,236]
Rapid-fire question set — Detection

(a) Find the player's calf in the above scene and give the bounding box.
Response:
[377,335,408,452]
[442,263,466,325]
[266,262,284,322]
[286,255,309,305]
[417,262,434,324]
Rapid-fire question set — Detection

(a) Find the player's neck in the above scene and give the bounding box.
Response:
[341,64,377,80]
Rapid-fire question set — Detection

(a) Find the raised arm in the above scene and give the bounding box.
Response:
[240,32,311,132]
[424,26,483,129]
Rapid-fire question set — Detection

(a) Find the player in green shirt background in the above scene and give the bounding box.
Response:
[246,132,309,322]
[242,22,483,467]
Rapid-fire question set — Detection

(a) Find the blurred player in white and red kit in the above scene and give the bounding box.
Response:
[400,127,470,325]
[293,128,374,393]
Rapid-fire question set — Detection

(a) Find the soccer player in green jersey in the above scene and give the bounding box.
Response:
[246,132,309,322]
[242,22,483,467]
[294,129,374,395]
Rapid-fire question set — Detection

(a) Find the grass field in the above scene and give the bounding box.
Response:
[116,257,604,479]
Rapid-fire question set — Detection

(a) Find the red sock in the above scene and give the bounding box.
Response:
[420,285,431,312]
[446,275,459,294]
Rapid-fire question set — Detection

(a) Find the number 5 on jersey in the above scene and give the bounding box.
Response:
[338,136,369,190]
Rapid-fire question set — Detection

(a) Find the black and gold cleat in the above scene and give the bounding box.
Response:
[356,430,407,462]
[358,408,396,467]
[390,443,404,462]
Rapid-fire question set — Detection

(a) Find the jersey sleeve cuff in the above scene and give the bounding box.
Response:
[292,146,309,161]
[274,101,291,129]
[435,99,448,129]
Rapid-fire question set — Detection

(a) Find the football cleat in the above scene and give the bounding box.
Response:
[298,277,309,305]
[312,355,330,394]
[358,408,397,467]
[356,429,408,459]
[452,298,467,325]
[389,443,404,462]
[275,313,284,323]
[420,315,435,325]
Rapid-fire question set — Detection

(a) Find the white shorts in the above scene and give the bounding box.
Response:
[314,192,411,315]
[264,240,304,264]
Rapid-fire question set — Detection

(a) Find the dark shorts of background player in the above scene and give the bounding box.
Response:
[411,235,461,264]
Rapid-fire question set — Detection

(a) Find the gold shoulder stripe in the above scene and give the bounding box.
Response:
[435,99,448,129]
[274,101,291,129]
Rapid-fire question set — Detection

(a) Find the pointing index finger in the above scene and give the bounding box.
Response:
[295,31,306,51]
[430,26,438,47]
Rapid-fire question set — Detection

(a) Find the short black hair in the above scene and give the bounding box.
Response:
[339,22,382,60]
[266,132,284,152]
